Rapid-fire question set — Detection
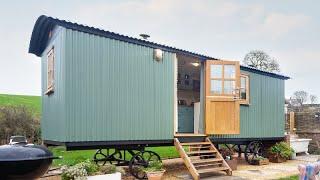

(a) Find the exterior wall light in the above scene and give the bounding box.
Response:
[154,49,163,62]
[191,62,200,67]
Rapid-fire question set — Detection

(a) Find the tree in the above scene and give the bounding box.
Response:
[243,50,280,73]
[0,106,40,144]
[290,91,309,106]
[310,94,318,104]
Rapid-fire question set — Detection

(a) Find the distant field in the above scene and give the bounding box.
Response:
[0,94,41,116]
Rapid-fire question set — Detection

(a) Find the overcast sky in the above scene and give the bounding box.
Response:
[0,0,319,99]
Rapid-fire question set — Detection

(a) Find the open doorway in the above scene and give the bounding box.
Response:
[176,54,201,134]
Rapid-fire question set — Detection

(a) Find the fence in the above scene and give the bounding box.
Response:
[287,104,320,153]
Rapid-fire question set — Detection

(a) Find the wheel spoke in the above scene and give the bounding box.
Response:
[108,150,123,164]
[129,150,161,179]
[245,141,263,165]
[94,149,108,166]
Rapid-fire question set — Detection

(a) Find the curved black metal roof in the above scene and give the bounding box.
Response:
[29,15,290,80]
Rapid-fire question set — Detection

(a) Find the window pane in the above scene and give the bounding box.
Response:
[210,80,222,94]
[224,80,235,94]
[240,76,248,100]
[210,65,222,78]
[224,65,235,78]
[240,89,246,99]
[241,76,246,89]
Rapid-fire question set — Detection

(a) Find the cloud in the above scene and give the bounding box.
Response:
[260,13,311,40]
[72,1,311,43]
[0,1,317,96]
[273,49,320,97]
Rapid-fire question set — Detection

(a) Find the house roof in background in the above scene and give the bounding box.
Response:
[29,15,290,80]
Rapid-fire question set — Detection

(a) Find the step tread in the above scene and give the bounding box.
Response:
[181,142,211,146]
[192,158,223,164]
[194,162,222,168]
[189,154,217,159]
[197,166,230,174]
[187,150,216,155]
[189,145,212,149]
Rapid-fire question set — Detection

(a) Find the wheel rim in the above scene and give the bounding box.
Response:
[94,149,108,166]
[143,151,161,164]
[245,141,263,165]
[129,151,161,179]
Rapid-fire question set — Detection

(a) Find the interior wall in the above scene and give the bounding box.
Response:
[177,54,201,105]
[176,54,201,133]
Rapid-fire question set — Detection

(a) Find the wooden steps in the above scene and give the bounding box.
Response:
[194,162,222,168]
[197,166,230,174]
[181,142,211,146]
[192,158,223,164]
[189,145,212,150]
[187,150,217,155]
[174,137,232,180]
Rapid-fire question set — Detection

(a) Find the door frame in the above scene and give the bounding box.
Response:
[173,54,178,134]
[173,54,205,136]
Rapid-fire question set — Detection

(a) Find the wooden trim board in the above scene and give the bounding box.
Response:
[173,54,178,134]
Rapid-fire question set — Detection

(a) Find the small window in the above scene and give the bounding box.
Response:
[209,64,236,96]
[45,48,54,95]
[240,74,249,104]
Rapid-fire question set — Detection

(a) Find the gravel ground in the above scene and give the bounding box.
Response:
[40,154,320,180]
[160,155,320,180]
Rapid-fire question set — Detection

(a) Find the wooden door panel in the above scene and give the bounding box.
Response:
[205,98,239,134]
[205,60,240,135]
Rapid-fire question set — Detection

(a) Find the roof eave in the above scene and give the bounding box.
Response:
[28,15,290,80]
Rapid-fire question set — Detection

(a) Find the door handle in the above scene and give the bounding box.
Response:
[233,87,241,100]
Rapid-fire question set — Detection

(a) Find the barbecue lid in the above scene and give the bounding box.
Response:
[0,144,55,161]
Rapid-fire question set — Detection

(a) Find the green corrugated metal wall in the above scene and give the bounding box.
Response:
[211,70,285,139]
[63,29,175,142]
[41,26,67,142]
[41,26,285,143]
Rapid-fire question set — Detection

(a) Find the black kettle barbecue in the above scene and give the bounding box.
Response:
[0,143,58,179]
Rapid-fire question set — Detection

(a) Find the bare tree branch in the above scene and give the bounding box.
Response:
[310,94,318,104]
[290,91,309,106]
[243,50,280,73]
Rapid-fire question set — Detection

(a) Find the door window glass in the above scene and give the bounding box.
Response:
[208,62,239,96]
[224,65,235,78]
[210,65,222,78]
[211,80,223,94]
[224,80,235,94]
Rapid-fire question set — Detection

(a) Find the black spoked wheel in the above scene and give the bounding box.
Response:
[129,151,161,179]
[94,149,108,166]
[245,141,263,165]
[233,145,245,158]
[93,149,123,166]
[108,150,123,165]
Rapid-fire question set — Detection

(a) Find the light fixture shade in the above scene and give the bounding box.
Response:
[191,62,200,67]
[153,49,163,61]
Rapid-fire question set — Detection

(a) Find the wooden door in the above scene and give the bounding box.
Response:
[205,60,240,134]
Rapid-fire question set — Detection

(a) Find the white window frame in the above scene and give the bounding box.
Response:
[240,74,250,105]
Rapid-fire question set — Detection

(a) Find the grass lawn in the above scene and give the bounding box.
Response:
[278,175,298,180]
[50,146,180,167]
[0,94,41,116]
